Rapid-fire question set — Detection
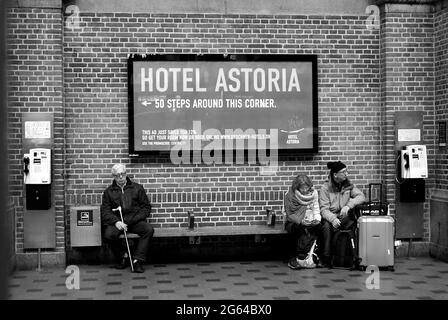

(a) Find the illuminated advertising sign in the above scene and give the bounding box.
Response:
[128,54,317,155]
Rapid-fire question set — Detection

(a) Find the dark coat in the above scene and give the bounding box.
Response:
[100,177,151,227]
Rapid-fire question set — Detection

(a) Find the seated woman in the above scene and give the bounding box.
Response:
[284,174,322,270]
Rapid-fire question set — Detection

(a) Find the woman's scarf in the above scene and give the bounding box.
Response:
[285,186,314,218]
[294,189,314,206]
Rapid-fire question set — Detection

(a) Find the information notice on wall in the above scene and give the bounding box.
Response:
[128,54,318,154]
[24,121,51,139]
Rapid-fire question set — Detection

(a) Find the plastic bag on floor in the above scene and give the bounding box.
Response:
[298,240,318,268]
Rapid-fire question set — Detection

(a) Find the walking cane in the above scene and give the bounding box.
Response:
[112,206,134,272]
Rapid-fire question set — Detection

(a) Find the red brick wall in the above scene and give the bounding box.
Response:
[435,4,448,190]
[62,12,382,236]
[7,8,65,253]
[380,8,436,240]
[8,2,446,256]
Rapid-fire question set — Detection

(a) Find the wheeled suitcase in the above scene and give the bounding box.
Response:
[357,215,395,271]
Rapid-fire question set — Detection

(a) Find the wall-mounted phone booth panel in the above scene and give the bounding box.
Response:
[394,111,426,240]
[22,112,55,249]
[25,184,51,210]
[399,179,425,203]
[24,210,55,249]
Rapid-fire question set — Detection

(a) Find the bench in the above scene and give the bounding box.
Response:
[122,223,286,241]
[120,214,287,243]
[153,224,286,237]
[121,196,289,242]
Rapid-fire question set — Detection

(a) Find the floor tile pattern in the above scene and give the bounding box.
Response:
[7,257,448,300]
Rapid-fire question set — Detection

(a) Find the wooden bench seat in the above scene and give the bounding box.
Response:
[155,224,286,237]
[121,223,286,240]
[119,211,287,240]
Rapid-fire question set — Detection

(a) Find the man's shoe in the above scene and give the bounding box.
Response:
[287,257,302,270]
[320,256,333,269]
[114,257,129,270]
[132,260,144,273]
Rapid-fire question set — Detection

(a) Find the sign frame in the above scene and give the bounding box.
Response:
[128,54,318,157]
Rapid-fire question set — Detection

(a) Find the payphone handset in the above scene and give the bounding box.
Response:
[400,145,427,179]
[23,148,51,184]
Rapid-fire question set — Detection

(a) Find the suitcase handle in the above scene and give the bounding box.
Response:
[368,183,383,204]
[367,183,384,216]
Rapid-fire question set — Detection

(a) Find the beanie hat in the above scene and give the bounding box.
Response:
[327,161,346,175]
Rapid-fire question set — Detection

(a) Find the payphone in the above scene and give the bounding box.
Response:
[398,145,427,203]
[394,112,425,239]
[22,113,55,252]
[400,145,428,179]
[23,148,51,210]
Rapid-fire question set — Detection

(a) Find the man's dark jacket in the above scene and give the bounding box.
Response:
[101,177,151,227]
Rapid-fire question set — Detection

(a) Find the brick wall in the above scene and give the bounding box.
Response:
[7,1,447,258]
[435,3,448,190]
[380,6,436,240]
[62,11,382,242]
[7,7,65,253]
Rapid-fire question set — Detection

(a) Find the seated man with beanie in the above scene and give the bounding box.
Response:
[319,161,365,268]
[101,163,154,273]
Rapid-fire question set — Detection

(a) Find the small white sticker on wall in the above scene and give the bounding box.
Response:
[398,129,420,142]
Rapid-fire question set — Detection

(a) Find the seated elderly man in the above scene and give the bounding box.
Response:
[101,163,154,273]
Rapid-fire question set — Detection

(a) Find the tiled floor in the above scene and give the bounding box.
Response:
[7,257,448,300]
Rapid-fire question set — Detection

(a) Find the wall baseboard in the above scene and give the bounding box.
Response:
[429,243,448,262]
[395,241,430,258]
[15,252,66,270]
